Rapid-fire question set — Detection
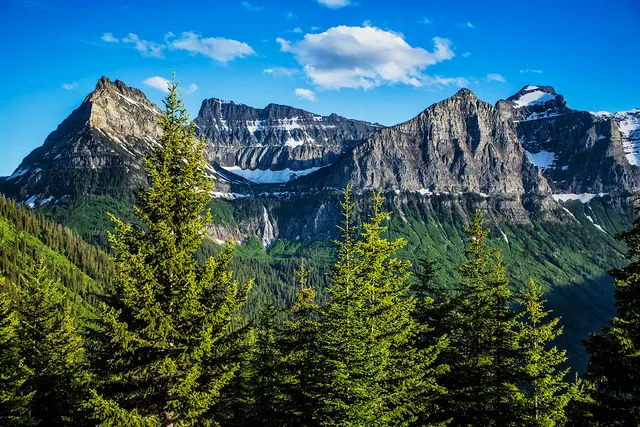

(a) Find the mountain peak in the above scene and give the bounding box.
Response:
[452,87,478,100]
[506,85,560,108]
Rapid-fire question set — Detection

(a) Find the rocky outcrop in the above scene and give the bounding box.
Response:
[194,98,380,174]
[499,85,640,194]
[288,89,550,197]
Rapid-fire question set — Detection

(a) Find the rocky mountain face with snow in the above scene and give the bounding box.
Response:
[281,88,554,221]
[194,98,380,181]
[499,85,640,195]
[0,77,164,205]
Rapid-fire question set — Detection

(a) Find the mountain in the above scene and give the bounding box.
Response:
[281,88,555,222]
[498,85,640,194]
[194,98,380,183]
[1,77,637,371]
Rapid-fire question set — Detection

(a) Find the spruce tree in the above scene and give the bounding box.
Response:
[518,279,570,426]
[584,198,640,424]
[446,210,523,426]
[314,186,383,426]
[315,189,444,426]
[87,77,251,426]
[278,259,321,426]
[16,263,88,425]
[0,277,32,426]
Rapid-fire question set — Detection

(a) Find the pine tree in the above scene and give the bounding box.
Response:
[564,374,597,426]
[315,189,444,426]
[583,197,640,424]
[16,263,88,425]
[246,301,286,426]
[518,279,570,426]
[0,277,32,426]
[446,210,523,426]
[87,76,251,426]
[278,259,321,426]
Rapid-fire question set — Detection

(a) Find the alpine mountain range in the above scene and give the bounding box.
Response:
[1,76,639,369]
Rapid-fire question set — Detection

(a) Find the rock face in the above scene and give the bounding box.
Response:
[194,98,380,176]
[0,77,163,204]
[499,85,640,194]
[290,88,550,198]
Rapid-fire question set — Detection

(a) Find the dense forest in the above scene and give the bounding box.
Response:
[1,81,638,426]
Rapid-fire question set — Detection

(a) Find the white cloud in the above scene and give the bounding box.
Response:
[462,51,471,58]
[520,69,543,74]
[241,1,262,12]
[101,32,119,43]
[62,82,78,90]
[184,83,198,94]
[423,76,469,87]
[419,17,433,25]
[315,0,352,8]
[487,73,506,83]
[264,67,299,77]
[457,21,474,29]
[362,20,372,27]
[168,32,256,64]
[123,33,165,58]
[295,88,316,101]
[286,11,297,20]
[143,76,171,93]
[278,26,457,90]
[288,27,303,34]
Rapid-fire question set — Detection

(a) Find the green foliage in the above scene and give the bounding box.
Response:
[443,210,524,426]
[313,188,444,426]
[584,197,640,424]
[86,77,251,426]
[16,262,88,426]
[518,279,570,426]
[0,277,32,426]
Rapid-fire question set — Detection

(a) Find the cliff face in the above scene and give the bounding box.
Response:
[499,85,640,194]
[288,89,550,199]
[194,98,381,173]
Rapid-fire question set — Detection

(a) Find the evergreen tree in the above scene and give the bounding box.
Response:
[0,277,32,426]
[314,186,382,426]
[87,77,251,426]
[246,301,286,426]
[315,189,444,426]
[564,374,596,426]
[518,279,570,426]
[16,263,88,425]
[584,198,640,424]
[278,259,321,426]
[446,210,523,426]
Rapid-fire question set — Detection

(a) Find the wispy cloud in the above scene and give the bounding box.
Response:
[295,88,316,101]
[315,0,352,8]
[278,26,458,90]
[8,0,53,11]
[487,73,506,83]
[288,27,303,34]
[184,83,198,94]
[362,20,372,27]
[264,67,299,77]
[419,17,433,25]
[167,32,256,64]
[101,32,119,43]
[241,1,262,12]
[286,11,297,20]
[123,33,165,58]
[62,82,78,90]
[144,76,198,94]
[520,69,543,74]
[457,21,475,29]
[143,76,170,93]
[462,51,471,58]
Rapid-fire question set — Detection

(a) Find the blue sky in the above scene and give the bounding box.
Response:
[1,0,638,175]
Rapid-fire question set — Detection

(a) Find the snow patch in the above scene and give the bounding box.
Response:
[8,168,29,180]
[512,90,557,108]
[526,150,556,170]
[284,138,304,148]
[221,165,322,184]
[552,193,608,203]
[24,195,38,209]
